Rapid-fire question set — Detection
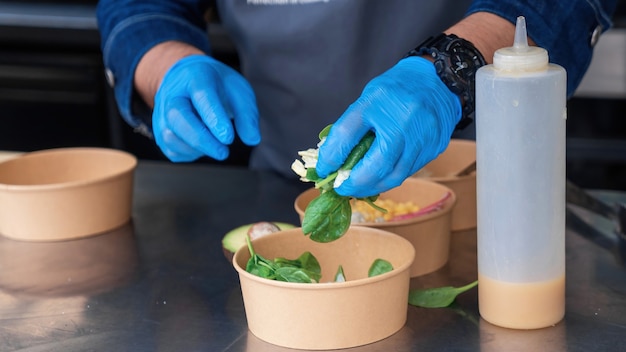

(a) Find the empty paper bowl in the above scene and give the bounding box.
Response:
[0,147,137,241]
[233,226,415,350]
[294,178,456,277]
[413,139,477,231]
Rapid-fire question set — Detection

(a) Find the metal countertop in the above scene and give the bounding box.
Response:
[0,160,624,352]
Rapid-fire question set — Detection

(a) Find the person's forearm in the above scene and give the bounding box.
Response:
[445,12,534,64]
[134,41,205,108]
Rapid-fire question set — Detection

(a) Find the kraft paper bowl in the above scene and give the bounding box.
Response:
[413,139,477,231]
[0,147,137,241]
[233,226,415,350]
[295,178,456,277]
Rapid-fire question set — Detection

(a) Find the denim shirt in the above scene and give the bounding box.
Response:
[96,0,617,174]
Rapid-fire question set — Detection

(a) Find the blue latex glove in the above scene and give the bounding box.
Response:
[153,55,260,162]
[316,56,462,198]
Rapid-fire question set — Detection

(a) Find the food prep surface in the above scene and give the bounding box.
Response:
[0,160,624,352]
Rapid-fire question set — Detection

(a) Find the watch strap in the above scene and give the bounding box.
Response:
[406,33,486,130]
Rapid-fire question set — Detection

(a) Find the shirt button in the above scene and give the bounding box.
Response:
[590,25,602,47]
[105,68,116,87]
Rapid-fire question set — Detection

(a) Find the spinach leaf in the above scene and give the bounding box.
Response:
[334,265,346,282]
[245,235,322,283]
[319,124,332,139]
[274,251,322,282]
[305,167,321,183]
[302,189,352,243]
[274,251,319,269]
[245,257,277,279]
[245,235,278,279]
[340,132,375,171]
[311,131,376,191]
[301,127,381,242]
[275,267,320,283]
[408,280,478,308]
[368,258,394,277]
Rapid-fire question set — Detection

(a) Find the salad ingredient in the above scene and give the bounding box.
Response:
[351,198,420,223]
[334,265,346,282]
[222,221,295,259]
[292,124,386,242]
[245,235,322,283]
[389,191,452,221]
[245,236,394,283]
[368,259,394,277]
[248,222,281,240]
[332,259,393,283]
[408,280,478,308]
[301,189,353,243]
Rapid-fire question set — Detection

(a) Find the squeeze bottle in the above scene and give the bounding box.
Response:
[475,16,566,329]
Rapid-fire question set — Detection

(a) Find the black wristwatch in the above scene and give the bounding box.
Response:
[406,33,486,130]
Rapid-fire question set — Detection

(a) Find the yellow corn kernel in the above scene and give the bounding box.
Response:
[351,198,419,223]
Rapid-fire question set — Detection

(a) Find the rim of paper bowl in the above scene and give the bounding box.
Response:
[0,147,137,192]
[232,229,415,289]
[419,140,476,182]
[294,180,457,227]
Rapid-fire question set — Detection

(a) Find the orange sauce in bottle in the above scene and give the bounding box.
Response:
[478,273,565,329]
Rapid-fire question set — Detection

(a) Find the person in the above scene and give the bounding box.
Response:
[96,0,617,198]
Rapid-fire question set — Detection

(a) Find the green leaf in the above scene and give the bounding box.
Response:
[334,265,346,282]
[245,235,277,279]
[246,234,257,257]
[275,267,320,283]
[311,130,375,191]
[359,197,388,214]
[314,171,338,191]
[408,280,478,308]
[319,124,332,139]
[274,252,321,280]
[296,251,321,276]
[363,195,379,202]
[299,126,378,243]
[340,132,375,171]
[305,167,321,182]
[246,254,277,279]
[244,235,323,283]
[302,189,352,243]
[368,258,394,277]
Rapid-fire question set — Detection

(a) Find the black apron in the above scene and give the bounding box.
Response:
[216,0,472,176]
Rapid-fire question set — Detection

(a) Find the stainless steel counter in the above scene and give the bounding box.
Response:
[0,160,624,352]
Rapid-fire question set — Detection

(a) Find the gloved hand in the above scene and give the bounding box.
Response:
[152,55,260,162]
[316,56,461,198]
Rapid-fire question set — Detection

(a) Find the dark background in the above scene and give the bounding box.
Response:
[1,0,625,190]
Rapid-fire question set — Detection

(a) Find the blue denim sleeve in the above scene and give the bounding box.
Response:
[466,0,618,97]
[96,0,213,136]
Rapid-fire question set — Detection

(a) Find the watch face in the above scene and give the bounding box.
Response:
[447,40,482,86]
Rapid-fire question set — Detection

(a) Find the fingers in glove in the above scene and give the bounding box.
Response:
[156,96,230,161]
[222,71,261,146]
[334,132,408,198]
[316,104,371,178]
[154,128,204,162]
[189,84,235,146]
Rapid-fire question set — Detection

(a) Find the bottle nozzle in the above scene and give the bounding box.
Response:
[493,15,548,71]
[513,16,528,51]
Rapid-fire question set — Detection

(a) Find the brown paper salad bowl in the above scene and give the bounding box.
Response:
[294,177,456,277]
[0,147,137,241]
[413,138,477,231]
[232,226,415,350]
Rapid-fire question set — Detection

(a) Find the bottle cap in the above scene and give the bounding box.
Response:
[493,16,548,71]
